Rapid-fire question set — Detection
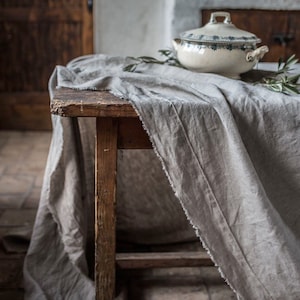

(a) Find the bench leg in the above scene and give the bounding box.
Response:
[95,117,118,300]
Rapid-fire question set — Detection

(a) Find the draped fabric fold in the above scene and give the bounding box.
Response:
[24,54,300,299]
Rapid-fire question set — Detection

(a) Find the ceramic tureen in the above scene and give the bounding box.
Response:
[172,11,269,79]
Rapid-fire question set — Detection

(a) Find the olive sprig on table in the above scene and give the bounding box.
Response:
[124,50,300,95]
[123,49,186,72]
[260,54,300,95]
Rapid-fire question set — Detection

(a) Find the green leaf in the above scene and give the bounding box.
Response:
[286,54,297,65]
[260,54,300,95]
[158,49,172,57]
[287,74,300,84]
[278,57,284,70]
[123,64,137,72]
[282,84,299,95]
[269,83,283,92]
[123,48,186,72]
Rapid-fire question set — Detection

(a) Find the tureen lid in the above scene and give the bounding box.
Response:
[180,11,261,44]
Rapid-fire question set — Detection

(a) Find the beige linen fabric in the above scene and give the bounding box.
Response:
[24,55,300,299]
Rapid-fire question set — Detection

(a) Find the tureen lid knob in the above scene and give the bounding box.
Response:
[209,11,232,24]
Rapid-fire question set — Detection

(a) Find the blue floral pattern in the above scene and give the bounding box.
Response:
[182,40,255,51]
[181,32,259,44]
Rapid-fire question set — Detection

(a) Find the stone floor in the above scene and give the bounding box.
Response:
[0,130,52,300]
[0,130,236,300]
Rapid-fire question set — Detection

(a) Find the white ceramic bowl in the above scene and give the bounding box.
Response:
[173,11,269,79]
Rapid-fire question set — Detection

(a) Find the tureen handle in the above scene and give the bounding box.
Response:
[246,46,269,62]
[209,12,232,24]
[172,38,181,51]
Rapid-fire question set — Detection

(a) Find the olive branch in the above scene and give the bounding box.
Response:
[260,54,300,95]
[123,49,185,72]
[124,49,300,95]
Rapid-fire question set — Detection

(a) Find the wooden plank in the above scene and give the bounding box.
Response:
[82,0,94,54]
[0,92,50,104]
[51,88,137,118]
[0,104,52,131]
[0,0,82,8]
[201,9,300,62]
[0,8,82,22]
[0,92,52,130]
[116,251,214,269]
[0,0,92,130]
[95,118,118,300]
[1,22,83,92]
[118,118,152,149]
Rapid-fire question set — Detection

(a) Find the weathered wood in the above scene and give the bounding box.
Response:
[95,118,118,300]
[116,251,214,269]
[202,9,300,62]
[0,92,52,130]
[52,88,216,300]
[0,0,82,7]
[118,118,152,149]
[82,0,94,55]
[0,0,93,130]
[51,88,137,118]
[0,8,82,22]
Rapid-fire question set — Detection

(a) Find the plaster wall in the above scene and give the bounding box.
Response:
[94,0,175,57]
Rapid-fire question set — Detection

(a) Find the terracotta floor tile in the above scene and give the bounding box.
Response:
[0,143,32,161]
[0,227,9,238]
[0,131,51,165]
[0,175,34,195]
[0,209,36,227]
[0,132,51,175]
[0,131,235,298]
[0,194,25,209]
[34,171,46,188]
[6,158,47,176]
[0,257,23,288]
[0,164,6,176]
[0,134,9,148]
[130,285,210,300]
[0,290,24,300]
[207,285,236,299]
[126,268,210,300]
[199,266,228,285]
[0,157,10,172]
[22,187,41,208]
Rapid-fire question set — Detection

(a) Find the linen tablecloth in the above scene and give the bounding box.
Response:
[24,54,300,299]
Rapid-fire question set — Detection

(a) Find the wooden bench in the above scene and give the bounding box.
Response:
[51,87,213,300]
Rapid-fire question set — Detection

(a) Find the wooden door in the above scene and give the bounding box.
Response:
[0,0,93,130]
[202,9,300,63]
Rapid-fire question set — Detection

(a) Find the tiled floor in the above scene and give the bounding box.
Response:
[0,130,236,300]
[0,130,52,300]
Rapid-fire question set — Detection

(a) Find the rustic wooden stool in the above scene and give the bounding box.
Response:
[51,88,213,300]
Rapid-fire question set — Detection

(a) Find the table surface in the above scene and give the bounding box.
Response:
[51,88,137,118]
